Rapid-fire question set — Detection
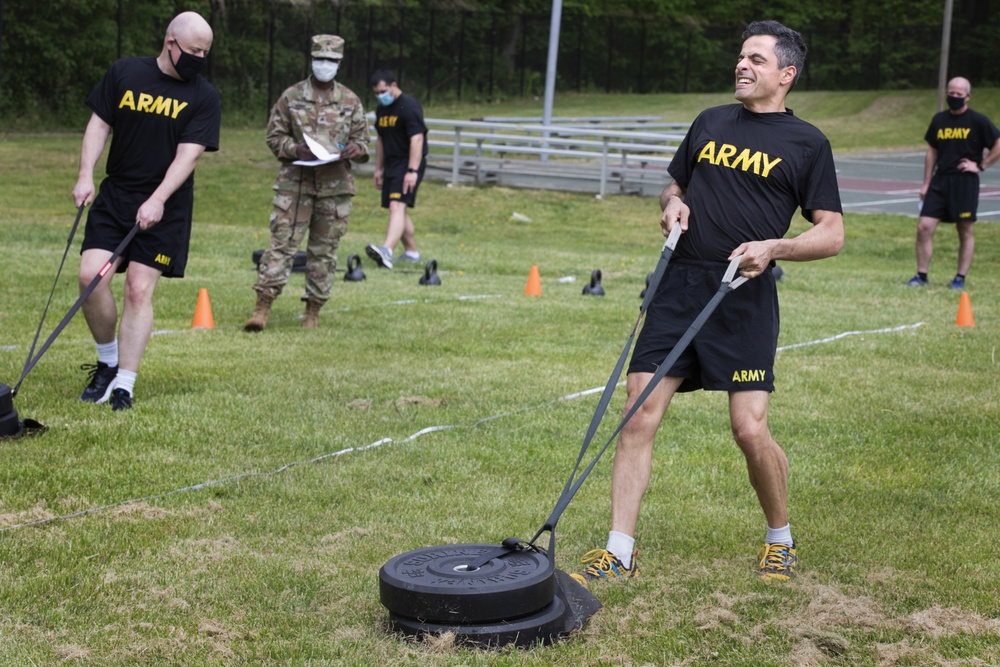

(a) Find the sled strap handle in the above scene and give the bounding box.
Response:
[14,221,140,395]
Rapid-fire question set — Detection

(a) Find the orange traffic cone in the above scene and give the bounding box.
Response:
[956,291,974,327]
[524,265,542,296]
[192,288,215,329]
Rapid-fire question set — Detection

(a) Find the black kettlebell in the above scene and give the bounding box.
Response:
[582,269,605,296]
[419,259,442,286]
[344,254,366,282]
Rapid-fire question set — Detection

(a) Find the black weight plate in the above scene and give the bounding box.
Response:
[388,595,568,649]
[0,408,21,437]
[379,543,555,624]
[0,383,14,415]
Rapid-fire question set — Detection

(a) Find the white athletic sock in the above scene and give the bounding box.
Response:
[96,340,119,367]
[114,369,137,395]
[606,530,635,569]
[404,250,421,259]
[766,523,794,547]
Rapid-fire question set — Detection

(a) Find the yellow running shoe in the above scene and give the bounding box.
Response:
[757,543,798,581]
[569,548,637,587]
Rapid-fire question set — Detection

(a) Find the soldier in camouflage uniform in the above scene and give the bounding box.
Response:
[244,34,370,331]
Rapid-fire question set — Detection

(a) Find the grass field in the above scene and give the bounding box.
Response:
[1,92,999,666]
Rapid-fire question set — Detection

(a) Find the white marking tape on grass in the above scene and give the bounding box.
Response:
[776,321,925,352]
[332,295,506,312]
[0,329,192,355]
[1,322,924,532]
[1,426,458,532]
[2,298,505,354]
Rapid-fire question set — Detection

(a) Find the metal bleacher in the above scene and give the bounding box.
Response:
[368,114,689,198]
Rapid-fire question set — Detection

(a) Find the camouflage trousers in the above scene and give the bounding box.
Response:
[253,190,351,302]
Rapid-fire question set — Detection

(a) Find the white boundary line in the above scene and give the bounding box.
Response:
[1,298,509,355]
[1,321,926,532]
[776,322,925,351]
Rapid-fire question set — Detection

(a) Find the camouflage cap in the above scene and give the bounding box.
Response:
[311,34,344,60]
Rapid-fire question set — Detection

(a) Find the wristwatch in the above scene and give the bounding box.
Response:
[406,168,418,173]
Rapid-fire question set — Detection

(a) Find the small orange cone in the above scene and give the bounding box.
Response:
[956,291,974,327]
[192,288,215,329]
[524,265,542,296]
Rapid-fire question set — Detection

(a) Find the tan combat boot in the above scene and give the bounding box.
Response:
[302,298,324,329]
[244,292,275,332]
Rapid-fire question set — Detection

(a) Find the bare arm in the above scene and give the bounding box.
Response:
[373,137,384,189]
[728,209,844,278]
[658,180,689,236]
[920,145,937,199]
[402,133,424,194]
[72,113,112,207]
[136,143,207,229]
[985,137,1000,170]
[340,98,371,163]
[957,136,1000,174]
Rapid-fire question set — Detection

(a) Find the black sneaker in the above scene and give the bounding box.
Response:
[109,387,132,411]
[80,362,118,403]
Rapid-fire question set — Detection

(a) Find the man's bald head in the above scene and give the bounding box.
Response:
[948,77,972,96]
[158,11,213,80]
[167,12,214,46]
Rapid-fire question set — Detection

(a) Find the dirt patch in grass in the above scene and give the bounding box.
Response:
[0,501,56,527]
[901,605,1000,638]
[774,583,1000,665]
[393,396,444,408]
[54,643,90,662]
[110,501,171,522]
[694,593,742,631]
[795,584,890,629]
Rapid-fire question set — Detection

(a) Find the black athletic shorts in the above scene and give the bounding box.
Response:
[920,172,979,223]
[81,178,193,278]
[628,258,779,393]
[381,159,426,209]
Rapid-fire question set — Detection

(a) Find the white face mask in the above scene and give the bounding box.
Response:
[312,59,339,82]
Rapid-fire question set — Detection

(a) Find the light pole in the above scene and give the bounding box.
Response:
[541,0,563,162]
[936,0,954,112]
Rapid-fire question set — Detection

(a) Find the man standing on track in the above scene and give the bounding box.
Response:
[244,34,370,331]
[72,11,221,411]
[905,76,1000,289]
[365,69,428,270]
[572,20,843,586]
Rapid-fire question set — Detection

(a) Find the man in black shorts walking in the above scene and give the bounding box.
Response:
[906,76,1000,289]
[71,11,221,410]
[572,20,843,586]
[366,69,428,270]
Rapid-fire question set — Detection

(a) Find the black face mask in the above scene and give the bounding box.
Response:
[169,41,205,81]
[947,95,967,111]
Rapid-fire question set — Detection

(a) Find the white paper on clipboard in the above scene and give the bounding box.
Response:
[293,134,341,166]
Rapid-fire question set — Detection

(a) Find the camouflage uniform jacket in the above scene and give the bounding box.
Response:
[266,78,371,197]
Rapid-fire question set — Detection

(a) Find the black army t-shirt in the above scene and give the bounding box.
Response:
[924,108,1000,175]
[87,57,221,193]
[667,104,842,262]
[374,93,428,165]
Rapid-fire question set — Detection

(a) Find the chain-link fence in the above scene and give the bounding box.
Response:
[1,0,997,127]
